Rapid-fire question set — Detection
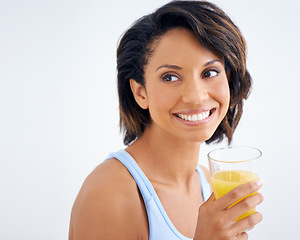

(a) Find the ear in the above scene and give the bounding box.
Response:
[130,79,148,109]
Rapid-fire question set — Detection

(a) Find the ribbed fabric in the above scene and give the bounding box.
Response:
[106,149,211,240]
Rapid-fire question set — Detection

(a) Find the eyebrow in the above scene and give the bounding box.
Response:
[155,64,182,72]
[155,59,222,72]
[204,59,222,67]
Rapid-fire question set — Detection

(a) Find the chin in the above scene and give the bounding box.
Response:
[183,131,216,143]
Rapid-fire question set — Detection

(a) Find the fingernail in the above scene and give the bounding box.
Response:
[255,180,264,187]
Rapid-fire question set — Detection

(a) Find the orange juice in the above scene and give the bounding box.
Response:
[211,170,259,221]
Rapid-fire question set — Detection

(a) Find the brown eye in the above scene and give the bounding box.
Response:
[203,70,219,78]
[162,74,179,82]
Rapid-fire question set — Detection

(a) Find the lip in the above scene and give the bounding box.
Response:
[173,107,216,126]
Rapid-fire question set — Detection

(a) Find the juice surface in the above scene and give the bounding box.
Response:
[211,170,259,220]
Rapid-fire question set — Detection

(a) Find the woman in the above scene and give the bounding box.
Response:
[69,1,263,239]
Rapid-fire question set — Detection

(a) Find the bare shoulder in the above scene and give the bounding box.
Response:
[69,158,148,240]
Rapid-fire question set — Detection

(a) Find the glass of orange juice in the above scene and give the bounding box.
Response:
[208,146,262,221]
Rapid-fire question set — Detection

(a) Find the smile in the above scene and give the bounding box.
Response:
[175,110,212,122]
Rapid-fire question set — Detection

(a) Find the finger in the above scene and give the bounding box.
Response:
[216,180,263,209]
[197,192,215,217]
[206,192,216,203]
[233,211,263,233]
[227,192,263,220]
[236,231,248,240]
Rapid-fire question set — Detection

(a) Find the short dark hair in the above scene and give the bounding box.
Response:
[117,0,252,145]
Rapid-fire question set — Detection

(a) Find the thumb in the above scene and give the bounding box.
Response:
[206,192,216,203]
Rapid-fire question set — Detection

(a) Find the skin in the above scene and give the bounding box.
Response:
[69,28,263,240]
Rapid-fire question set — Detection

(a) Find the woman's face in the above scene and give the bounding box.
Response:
[133,27,230,142]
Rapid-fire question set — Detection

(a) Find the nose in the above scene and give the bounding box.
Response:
[182,75,209,104]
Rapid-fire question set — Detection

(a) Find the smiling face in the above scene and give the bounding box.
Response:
[130,27,230,143]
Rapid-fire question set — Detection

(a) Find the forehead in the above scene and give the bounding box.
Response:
[145,27,221,71]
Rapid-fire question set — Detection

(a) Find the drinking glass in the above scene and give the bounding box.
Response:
[208,146,262,221]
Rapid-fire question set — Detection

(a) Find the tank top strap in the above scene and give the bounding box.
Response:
[196,165,211,201]
[106,149,153,203]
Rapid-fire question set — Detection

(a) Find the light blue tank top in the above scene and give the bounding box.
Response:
[106,149,211,240]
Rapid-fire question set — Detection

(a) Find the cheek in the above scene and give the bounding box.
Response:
[223,82,230,106]
[215,80,230,110]
[147,86,176,111]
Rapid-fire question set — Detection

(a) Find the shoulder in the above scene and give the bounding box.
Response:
[69,158,148,240]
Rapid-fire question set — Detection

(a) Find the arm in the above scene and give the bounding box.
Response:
[194,180,263,240]
[69,159,148,240]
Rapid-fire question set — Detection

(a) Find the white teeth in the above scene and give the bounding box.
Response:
[198,113,203,121]
[178,111,210,122]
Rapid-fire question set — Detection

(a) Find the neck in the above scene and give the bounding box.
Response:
[126,125,201,186]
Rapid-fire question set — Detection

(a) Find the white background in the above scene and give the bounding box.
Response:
[1,0,299,239]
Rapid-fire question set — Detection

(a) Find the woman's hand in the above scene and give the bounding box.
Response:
[193,181,263,240]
